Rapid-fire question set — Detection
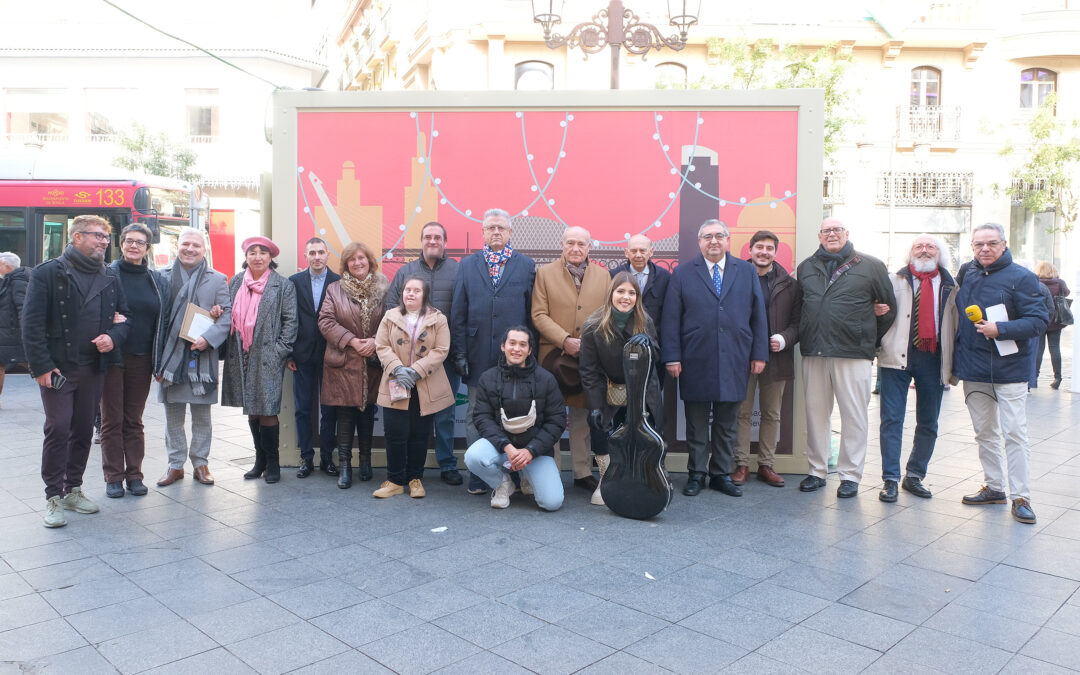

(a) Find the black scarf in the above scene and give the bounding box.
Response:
[815,241,854,277]
[61,244,104,298]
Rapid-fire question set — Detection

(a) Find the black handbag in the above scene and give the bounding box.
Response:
[1053,295,1074,326]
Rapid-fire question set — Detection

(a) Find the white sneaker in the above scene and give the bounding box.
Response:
[591,455,611,506]
[491,473,514,509]
[43,496,67,528]
[60,487,99,514]
[519,475,534,495]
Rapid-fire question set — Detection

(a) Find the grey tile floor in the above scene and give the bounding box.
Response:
[0,347,1078,674]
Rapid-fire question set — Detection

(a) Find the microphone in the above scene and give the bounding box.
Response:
[964,305,983,323]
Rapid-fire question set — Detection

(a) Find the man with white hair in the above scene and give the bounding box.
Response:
[874,234,958,503]
[532,225,610,495]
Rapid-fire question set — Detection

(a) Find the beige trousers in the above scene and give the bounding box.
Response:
[564,407,594,479]
[802,356,872,482]
[735,372,787,468]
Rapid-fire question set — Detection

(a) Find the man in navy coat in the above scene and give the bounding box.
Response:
[287,237,341,478]
[661,219,769,498]
[451,208,537,493]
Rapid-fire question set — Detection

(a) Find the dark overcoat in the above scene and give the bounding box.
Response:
[0,266,29,365]
[660,253,769,403]
[450,250,536,386]
[289,267,340,366]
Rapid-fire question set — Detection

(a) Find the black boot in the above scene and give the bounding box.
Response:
[337,407,354,489]
[261,424,281,484]
[244,418,265,479]
[357,405,374,482]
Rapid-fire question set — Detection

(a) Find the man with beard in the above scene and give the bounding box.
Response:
[733,230,801,488]
[386,222,462,485]
[874,235,958,503]
[797,218,896,499]
[23,215,130,527]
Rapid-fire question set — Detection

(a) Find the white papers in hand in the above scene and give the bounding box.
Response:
[186,312,215,341]
[984,304,1018,356]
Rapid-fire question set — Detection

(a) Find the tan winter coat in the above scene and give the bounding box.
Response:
[531,258,610,407]
[375,308,453,416]
[318,274,388,408]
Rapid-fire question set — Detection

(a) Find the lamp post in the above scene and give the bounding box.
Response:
[531,0,701,90]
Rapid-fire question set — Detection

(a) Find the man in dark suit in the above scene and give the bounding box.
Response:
[451,208,536,494]
[287,237,341,478]
[661,219,769,498]
[610,234,670,336]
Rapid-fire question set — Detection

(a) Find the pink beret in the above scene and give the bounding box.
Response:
[240,236,280,258]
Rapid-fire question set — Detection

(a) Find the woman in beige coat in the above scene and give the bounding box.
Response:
[318,241,388,489]
[373,276,453,498]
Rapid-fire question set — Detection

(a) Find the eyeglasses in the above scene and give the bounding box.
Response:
[972,240,1003,249]
[699,233,728,241]
[820,227,845,235]
[122,238,148,249]
[912,243,938,251]
[483,225,508,233]
[77,231,110,241]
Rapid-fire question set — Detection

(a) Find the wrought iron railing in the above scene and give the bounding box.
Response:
[823,170,845,204]
[877,171,973,206]
[896,105,962,142]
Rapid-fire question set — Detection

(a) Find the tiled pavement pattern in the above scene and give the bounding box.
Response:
[0,350,1078,673]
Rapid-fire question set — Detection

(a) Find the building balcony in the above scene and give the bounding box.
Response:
[823,170,845,205]
[896,105,961,146]
[6,132,70,145]
[877,171,973,207]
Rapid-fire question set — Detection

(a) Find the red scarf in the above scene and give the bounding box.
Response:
[910,265,938,353]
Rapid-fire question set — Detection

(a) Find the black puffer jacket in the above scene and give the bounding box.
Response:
[472,354,567,458]
[0,266,29,365]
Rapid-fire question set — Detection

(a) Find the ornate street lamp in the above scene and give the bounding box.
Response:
[531,0,701,89]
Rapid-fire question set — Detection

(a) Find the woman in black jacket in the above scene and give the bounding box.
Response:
[0,251,29,403]
[579,271,662,506]
[464,325,566,511]
[100,224,170,498]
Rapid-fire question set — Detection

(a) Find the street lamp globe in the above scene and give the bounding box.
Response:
[667,0,701,41]
[532,0,566,41]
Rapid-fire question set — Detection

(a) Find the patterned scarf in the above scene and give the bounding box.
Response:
[565,260,587,291]
[230,268,269,353]
[483,243,514,287]
[910,265,939,353]
[339,271,381,337]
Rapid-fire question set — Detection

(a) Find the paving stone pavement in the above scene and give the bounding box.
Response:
[0,355,1078,674]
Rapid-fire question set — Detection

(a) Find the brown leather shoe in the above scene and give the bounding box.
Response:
[193,465,215,485]
[757,465,785,487]
[730,465,749,485]
[156,468,184,487]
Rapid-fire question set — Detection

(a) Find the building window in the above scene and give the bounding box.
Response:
[3,88,69,142]
[515,61,554,90]
[84,88,136,140]
[185,88,219,142]
[656,62,688,89]
[1020,68,1056,109]
[910,67,940,107]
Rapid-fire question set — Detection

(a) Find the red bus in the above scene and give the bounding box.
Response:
[0,154,210,269]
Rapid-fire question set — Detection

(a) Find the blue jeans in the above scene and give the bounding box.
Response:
[463,439,564,511]
[879,347,943,482]
[432,364,460,471]
[292,360,336,465]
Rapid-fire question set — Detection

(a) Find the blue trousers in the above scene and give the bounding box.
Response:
[878,347,943,482]
[464,439,564,511]
[432,363,460,471]
[292,360,336,465]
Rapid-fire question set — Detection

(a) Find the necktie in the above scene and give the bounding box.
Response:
[712,263,722,296]
[636,272,646,289]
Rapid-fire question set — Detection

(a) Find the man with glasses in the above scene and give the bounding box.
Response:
[797,218,895,499]
[873,235,958,503]
[451,209,536,494]
[386,222,462,485]
[953,223,1047,524]
[661,219,769,497]
[23,215,130,527]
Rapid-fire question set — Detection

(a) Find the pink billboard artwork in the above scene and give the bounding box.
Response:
[295,109,798,275]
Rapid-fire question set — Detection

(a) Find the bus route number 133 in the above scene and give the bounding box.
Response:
[96,188,126,206]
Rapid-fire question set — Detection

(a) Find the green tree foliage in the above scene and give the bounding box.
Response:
[113,124,200,183]
[663,38,854,161]
[1003,93,1080,234]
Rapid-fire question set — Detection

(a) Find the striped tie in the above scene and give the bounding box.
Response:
[712,263,723,296]
[912,284,921,350]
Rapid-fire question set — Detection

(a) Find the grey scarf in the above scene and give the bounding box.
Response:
[159,260,216,396]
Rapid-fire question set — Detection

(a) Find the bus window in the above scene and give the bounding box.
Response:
[41,214,69,262]
[0,210,27,263]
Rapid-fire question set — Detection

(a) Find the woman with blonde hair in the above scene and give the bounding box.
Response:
[319,241,389,488]
[579,271,662,505]
[1035,260,1071,389]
